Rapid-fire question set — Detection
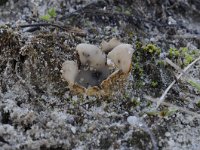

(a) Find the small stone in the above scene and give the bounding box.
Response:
[72,95,78,101]
[168,16,177,25]
[81,127,86,132]
[165,132,171,137]
[177,134,184,143]
[127,116,140,126]
[168,138,175,146]
[71,126,76,134]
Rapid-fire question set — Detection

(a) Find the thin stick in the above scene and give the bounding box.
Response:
[165,57,200,88]
[18,23,67,30]
[165,58,195,79]
[157,56,200,108]
[18,23,86,36]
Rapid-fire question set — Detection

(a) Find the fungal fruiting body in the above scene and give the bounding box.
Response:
[76,44,106,71]
[101,38,121,53]
[61,61,78,86]
[61,39,134,96]
[107,44,134,73]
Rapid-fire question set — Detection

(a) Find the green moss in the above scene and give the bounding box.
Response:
[184,53,193,65]
[115,6,122,12]
[135,80,144,88]
[40,8,57,22]
[132,41,161,70]
[0,25,10,29]
[188,80,200,92]
[151,81,158,88]
[40,15,51,21]
[167,47,199,67]
[132,40,162,91]
[142,43,161,55]
[146,111,158,116]
[127,30,134,37]
[196,100,200,108]
[123,92,129,99]
[130,98,140,107]
[146,101,152,107]
[146,108,177,117]
[133,62,144,77]
[135,40,142,50]
[48,8,57,18]
[159,108,177,117]
[157,60,165,66]
[169,48,180,58]
[124,10,131,15]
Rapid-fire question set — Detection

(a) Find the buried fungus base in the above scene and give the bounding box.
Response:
[67,69,131,97]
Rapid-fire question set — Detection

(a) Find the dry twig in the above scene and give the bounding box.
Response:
[157,56,200,108]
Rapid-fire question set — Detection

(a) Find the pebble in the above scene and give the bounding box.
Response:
[71,126,76,134]
[168,138,175,146]
[168,16,177,25]
[127,116,142,126]
[165,132,171,137]
[72,95,78,101]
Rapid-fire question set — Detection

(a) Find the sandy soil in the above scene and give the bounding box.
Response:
[0,0,200,149]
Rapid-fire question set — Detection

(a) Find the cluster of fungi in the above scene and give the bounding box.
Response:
[61,38,134,96]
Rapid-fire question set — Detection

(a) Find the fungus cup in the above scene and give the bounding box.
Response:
[61,38,134,96]
[101,38,121,53]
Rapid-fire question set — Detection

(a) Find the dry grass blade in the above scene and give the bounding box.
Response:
[156,56,200,108]
[187,80,200,92]
[144,95,200,118]
[165,58,185,75]
[165,58,200,92]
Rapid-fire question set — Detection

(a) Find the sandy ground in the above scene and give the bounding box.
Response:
[0,0,200,149]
